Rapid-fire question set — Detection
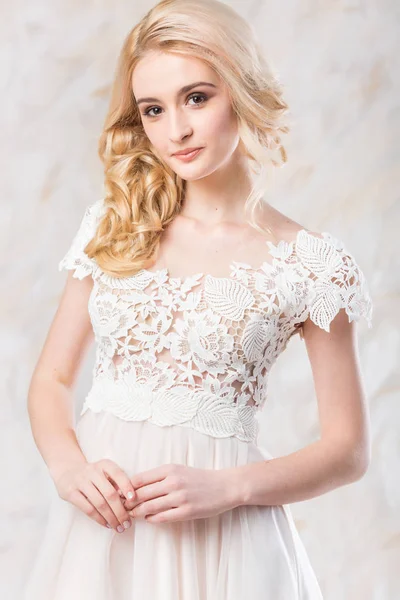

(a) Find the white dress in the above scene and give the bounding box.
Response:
[23,199,373,600]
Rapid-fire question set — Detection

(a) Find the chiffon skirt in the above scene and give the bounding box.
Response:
[22,409,323,600]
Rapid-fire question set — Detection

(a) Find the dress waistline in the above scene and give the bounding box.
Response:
[81,374,259,443]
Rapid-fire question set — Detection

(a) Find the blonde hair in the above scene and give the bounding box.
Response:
[86,0,290,278]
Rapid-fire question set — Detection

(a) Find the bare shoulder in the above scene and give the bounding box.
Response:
[258,203,322,243]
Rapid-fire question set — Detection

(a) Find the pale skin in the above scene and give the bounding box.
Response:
[28,50,370,531]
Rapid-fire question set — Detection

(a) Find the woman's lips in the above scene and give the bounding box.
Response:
[173,147,204,162]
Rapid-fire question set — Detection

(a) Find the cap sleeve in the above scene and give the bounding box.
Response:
[58,199,104,280]
[294,230,373,333]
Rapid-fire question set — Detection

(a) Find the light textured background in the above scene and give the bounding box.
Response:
[1,1,399,598]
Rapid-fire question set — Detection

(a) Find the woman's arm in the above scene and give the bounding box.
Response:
[27,271,137,531]
[121,308,371,524]
[233,308,371,507]
[27,272,94,479]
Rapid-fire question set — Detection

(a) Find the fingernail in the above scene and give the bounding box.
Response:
[123,520,131,529]
[117,525,124,533]
[106,524,112,528]
[127,491,134,499]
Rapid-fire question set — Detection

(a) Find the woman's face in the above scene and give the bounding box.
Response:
[132,51,240,180]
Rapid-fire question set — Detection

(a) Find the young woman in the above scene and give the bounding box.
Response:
[24,0,373,598]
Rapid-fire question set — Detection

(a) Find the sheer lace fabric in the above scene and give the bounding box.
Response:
[58,199,373,444]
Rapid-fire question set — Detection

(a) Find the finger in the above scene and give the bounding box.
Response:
[68,489,110,529]
[110,484,127,501]
[90,472,132,531]
[102,461,137,502]
[130,464,172,489]
[123,479,169,511]
[129,491,177,519]
[145,506,187,524]
[122,492,142,511]
[124,479,174,511]
[79,479,121,530]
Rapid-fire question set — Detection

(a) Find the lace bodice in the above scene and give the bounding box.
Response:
[58,199,373,443]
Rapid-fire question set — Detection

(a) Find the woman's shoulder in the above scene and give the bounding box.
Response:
[256,203,314,244]
[257,209,373,332]
[58,198,105,280]
[257,205,355,257]
[287,227,373,333]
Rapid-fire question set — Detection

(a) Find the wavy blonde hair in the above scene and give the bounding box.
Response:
[85,0,290,278]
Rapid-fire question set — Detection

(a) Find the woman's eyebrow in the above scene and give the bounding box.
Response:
[135,81,217,105]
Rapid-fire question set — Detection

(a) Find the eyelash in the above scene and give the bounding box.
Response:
[142,92,208,118]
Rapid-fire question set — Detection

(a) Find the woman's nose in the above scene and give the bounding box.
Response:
[167,111,193,143]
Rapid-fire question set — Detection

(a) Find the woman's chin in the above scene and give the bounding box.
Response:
[171,163,211,181]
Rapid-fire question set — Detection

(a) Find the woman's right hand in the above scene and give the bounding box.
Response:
[52,458,137,532]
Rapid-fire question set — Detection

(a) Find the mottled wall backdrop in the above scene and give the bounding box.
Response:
[2,1,398,598]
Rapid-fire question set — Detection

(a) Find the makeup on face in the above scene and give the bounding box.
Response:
[172,147,204,162]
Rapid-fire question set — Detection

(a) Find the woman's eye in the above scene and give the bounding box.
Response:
[143,106,162,117]
[142,92,208,118]
[188,93,207,106]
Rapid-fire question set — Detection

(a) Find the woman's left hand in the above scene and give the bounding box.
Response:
[121,463,243,524]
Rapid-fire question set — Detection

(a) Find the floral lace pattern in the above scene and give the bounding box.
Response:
[58,199,373,443]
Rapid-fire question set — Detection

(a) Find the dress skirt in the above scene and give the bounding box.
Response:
[23,410,324,600]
